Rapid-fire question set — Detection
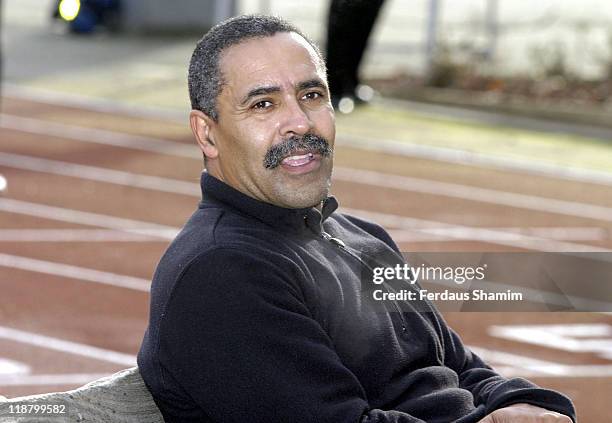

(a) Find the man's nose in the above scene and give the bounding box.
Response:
[278,97,313,137]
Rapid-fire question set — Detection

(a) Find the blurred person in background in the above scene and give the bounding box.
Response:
[325,0,385,113]
[52,0,120,34]
[138,14,575,423]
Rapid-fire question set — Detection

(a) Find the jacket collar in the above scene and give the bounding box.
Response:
[199,172,338,234]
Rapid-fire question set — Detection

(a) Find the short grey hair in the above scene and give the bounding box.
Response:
[188,14,325,121]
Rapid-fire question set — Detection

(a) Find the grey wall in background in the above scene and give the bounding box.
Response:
[121,0,236,33]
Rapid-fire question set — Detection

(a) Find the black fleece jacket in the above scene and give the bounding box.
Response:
[138,172,576,423]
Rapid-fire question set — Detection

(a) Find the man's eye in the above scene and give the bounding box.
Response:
[303,92,323,100]
[252,100,273,109]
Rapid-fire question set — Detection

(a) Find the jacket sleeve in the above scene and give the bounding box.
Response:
[352,219,577,422]
[158,247,425,423]
[439,319,576,422]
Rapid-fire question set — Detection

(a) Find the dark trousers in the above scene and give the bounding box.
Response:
[325,0,386,98]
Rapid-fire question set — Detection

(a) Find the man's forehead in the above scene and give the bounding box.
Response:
[218,32,326,92]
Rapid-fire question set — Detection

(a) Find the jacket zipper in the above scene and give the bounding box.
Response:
[320,231,408,333]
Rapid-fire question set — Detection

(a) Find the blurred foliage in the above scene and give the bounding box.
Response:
[427,40,483,88]
[402,35,612,108]
[529,42,570,79]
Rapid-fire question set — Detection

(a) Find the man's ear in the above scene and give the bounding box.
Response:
[189,110,219,160]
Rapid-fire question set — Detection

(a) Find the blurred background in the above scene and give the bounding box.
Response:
[1,1,611,422]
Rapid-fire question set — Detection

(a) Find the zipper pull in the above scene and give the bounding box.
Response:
[321,231,346,248]
[329,237,346,248]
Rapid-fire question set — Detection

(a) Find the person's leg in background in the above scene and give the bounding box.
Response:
[325,0,386,112]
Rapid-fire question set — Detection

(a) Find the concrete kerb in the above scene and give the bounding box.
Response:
[386,87,612,136]
[0,367,163,423]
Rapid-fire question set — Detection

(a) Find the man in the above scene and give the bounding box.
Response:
[138,15,575,423]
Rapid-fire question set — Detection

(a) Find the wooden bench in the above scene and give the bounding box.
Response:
[0,367,164,422]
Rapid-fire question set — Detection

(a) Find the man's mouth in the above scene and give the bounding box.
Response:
[281,152,315,167]
[263,133,332,170]
[278,150,322,175]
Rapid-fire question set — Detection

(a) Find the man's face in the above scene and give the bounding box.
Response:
[197,32,335,209]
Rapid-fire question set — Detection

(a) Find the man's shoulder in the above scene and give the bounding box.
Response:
[164,203,273,259]
[151,204,294,296]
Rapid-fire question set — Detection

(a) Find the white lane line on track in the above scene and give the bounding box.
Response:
[0,114,196,158]
[333,167,612,223]
[0,229,171,242]
[5,85,612,187]
[0,152,200,196]
[3,149,612,224]
[489,324,612,361]
[0,253,151,292]
[0,198,178,239]
[387,227,609,243]
[1,198,608,252]
[2,84,188,123]
[0,227,604,243]
[0,373,114,387]
[337,133,612,188]
[342,207,612,253]
[0,358,30,376]
[0,326,136,366]
[470,346,612,377]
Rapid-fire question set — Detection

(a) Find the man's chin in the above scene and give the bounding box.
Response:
[270,180,331,209]
[266,162,332,208]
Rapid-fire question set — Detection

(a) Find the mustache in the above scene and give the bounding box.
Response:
[263,133,333,169]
